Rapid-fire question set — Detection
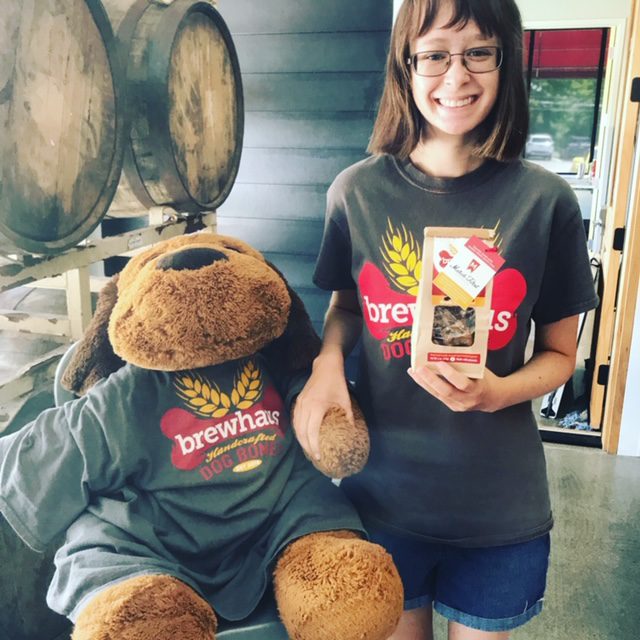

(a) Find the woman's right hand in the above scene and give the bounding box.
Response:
[292,352,354,461]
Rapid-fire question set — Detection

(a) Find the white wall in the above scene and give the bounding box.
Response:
[516,0,631,23]
[393,0,632,23]
[617,118,640,456]
[619,284,640,456]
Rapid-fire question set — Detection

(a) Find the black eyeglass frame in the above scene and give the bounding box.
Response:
[406,46,503,77]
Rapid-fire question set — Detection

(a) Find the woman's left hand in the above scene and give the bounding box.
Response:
[407,362,502,413]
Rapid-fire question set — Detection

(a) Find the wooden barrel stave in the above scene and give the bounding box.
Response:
[170,10,241,207]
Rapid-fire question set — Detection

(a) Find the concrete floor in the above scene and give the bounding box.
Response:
[433,444,640,640]
[1,287,639,639]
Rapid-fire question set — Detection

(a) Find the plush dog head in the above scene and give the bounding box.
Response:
[62,232,321,393]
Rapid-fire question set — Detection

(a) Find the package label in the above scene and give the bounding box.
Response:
[433,236,504,308]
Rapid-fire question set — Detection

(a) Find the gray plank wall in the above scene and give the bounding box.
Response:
[216,0,393,337]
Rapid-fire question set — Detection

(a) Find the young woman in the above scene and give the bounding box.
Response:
[293,0,598,639]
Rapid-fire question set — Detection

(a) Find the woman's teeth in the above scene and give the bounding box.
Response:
[437,96,475,107]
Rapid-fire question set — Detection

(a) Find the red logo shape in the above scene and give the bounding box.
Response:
[161,386,286,470]
[439,250,453,269]
[358,262,416,340]
[467,259,481,273]
[488,268,527,350]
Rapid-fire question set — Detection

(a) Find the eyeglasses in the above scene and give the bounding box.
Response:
[406,46,503,77]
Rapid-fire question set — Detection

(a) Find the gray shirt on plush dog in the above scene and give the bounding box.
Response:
[0,355,363,621]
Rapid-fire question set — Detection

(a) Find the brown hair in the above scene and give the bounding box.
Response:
[368,0,528,160]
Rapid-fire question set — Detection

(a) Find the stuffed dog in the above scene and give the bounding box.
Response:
[0,232,403,640]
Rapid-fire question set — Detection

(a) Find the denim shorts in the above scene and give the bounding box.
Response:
[367,526,550,632]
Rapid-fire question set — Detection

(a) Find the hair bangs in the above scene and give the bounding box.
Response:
[413,0,498,40]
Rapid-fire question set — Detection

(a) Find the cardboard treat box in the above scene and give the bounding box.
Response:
[411,227,500,379]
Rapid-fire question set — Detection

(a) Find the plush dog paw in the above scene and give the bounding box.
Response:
[72,574,217,640]
[274,530,403,640]
[314,402,370,479]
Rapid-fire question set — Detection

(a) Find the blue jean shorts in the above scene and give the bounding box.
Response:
[367,526,550,632]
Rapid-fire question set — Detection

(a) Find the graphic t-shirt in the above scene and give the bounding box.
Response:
[0,355,363,621]
[314,155,599,547]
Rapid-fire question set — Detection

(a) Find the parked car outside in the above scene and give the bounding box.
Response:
[563,135,591,161]
[525,133,555,160]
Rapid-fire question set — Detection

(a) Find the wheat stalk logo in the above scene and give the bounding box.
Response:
[492,218,504,253]
[230,360,262,409]
[174,360,263,417]
[380,220,422,296]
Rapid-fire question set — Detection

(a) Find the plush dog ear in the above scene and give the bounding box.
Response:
[260,261,321,372]
[60,275,125,395]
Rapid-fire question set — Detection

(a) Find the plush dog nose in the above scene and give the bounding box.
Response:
[156,247,228,271]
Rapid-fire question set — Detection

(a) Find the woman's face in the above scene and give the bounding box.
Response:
[409,6,500,144]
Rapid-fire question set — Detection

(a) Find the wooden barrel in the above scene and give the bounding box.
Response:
[0,0,243,253]
[106,0,244,215]
[0,0,125,254]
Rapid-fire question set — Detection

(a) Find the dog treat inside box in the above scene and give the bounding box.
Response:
[411,227,500,379]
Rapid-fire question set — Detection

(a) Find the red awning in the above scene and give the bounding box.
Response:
[523,29,608,79]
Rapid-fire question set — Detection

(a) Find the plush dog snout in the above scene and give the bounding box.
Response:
[156,247,228,272]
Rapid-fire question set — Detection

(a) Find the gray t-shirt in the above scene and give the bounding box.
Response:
[314,155,598,547]
[0,355,363,621]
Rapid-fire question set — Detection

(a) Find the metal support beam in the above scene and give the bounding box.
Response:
[65,267,93,340]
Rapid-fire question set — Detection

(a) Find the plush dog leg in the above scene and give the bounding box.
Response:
[72,575,217,640]
[274,530,403,640]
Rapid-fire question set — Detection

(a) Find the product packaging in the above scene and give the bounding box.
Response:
[410,227,502,379]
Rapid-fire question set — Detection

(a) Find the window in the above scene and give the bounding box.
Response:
[523,28,609,175]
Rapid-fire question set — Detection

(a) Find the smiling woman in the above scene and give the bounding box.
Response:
[294,1,599,640]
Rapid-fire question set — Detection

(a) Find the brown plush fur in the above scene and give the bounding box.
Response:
[260,260,322,371]
[290,402,370,479]
[63,235,323,385]
[109,235,292,370]
[61,276,124,395]
[317,404,370,478]
[275,531,403,640]
[61,232,402,640]
[72,575,217,640]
